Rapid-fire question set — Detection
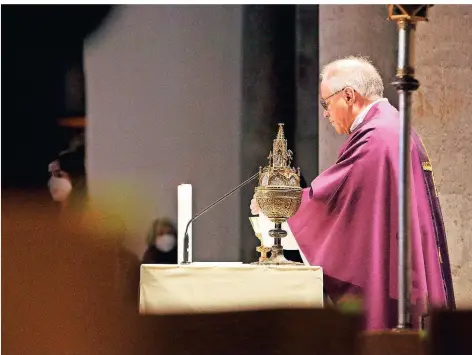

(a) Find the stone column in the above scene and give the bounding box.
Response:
[240,5,297,262]
[319,5,398,172]
[295,5,320,184]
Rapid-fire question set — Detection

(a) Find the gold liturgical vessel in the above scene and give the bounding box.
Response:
[253,124,303,265]
[249,217,271,262]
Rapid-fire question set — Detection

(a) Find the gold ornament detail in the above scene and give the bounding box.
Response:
[254,123,303,265]
[249,217,271,262]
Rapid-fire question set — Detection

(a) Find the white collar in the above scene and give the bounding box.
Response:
[350,98,389,132]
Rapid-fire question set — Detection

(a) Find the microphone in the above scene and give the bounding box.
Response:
[181,172,259,264]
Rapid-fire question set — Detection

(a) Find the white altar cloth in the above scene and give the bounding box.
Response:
[139,263,323,314]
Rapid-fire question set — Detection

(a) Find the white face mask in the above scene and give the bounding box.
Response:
[48,176,72,202]
[155,234,176,253]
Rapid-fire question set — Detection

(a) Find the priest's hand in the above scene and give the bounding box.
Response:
[250,194,260,215]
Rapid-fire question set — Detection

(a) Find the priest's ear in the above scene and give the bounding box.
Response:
[343,87,356,106]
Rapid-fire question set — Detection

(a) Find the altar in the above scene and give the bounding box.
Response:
[140,125,324,315]
[139,263,324,315]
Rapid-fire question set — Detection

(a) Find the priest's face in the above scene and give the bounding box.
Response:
[320,81,355,135]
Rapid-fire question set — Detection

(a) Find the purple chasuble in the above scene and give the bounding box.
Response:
[288,101,455,330]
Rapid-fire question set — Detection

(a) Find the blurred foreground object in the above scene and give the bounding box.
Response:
[360,329,425,355]
[359,309,472,355]
[429,309,472,355]
[144,308,361,355]
[1,190,160,354]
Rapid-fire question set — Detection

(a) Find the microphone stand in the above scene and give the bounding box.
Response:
[182,172,259,264]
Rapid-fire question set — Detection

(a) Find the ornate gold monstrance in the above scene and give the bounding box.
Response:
[254,123,303,265]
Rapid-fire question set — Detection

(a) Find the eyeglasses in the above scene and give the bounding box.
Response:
[320,87,346,111]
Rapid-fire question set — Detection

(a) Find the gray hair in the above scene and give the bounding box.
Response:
[320,56,384,100]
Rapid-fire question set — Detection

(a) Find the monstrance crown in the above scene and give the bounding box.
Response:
[258,123,301,188]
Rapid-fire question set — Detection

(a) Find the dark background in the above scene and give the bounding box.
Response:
[2,5,112,189]
[2,5,318,192]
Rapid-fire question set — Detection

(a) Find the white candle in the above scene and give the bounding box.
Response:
[178,184,192,263]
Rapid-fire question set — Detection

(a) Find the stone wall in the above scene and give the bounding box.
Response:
[413,5,472,307]
[84,5,243,261]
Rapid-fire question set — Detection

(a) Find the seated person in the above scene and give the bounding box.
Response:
[141,218,178,264]
[48,138,88,213]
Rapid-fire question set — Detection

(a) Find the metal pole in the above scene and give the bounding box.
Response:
[388,3,432,330]
[397,21,415,329]
[396,20,418,330]
[397,89,413,328]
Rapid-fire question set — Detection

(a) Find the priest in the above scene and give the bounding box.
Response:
[250,56,455,330]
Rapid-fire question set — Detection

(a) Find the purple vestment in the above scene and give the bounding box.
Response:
[288,101,455,330]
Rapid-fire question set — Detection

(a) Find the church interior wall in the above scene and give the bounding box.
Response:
[84,5,243,261]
